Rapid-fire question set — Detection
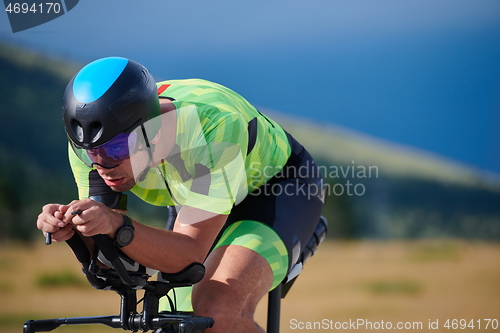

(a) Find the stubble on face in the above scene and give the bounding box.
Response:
[95,160,137,193]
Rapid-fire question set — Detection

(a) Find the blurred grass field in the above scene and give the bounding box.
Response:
[1,240,499,332]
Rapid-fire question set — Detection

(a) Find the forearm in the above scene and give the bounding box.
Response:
[63,200,227,274]
[120,220,207,274]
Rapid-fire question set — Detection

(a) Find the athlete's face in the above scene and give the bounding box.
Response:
[93,100,177,193]
[93,158,137,192]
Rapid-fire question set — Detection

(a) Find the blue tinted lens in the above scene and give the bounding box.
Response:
[71,131,138,168]
[89,132,132,167]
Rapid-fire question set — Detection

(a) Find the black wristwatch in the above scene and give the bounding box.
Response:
[113,213,135,248]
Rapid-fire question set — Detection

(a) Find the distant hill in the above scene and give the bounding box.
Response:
[0,42,79,241]
[1,41,499,241]
[265,108,500,190]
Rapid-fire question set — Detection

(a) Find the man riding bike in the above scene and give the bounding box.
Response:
[37,57,325,333]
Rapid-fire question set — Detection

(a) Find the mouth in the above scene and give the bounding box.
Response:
[103,177,125,187]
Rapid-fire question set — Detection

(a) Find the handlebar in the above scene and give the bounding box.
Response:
[23,314,214,333]
[179,317,216,333]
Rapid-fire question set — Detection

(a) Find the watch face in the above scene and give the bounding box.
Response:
[117,227,134,246]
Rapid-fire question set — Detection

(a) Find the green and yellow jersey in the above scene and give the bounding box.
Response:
[69,79,291,215]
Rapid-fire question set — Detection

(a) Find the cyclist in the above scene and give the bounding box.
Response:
[37,57,325,333]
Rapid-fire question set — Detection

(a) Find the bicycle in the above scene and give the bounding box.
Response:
[23,216,327,333]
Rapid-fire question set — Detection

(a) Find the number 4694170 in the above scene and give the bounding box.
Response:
[444,319,499,330]
[5,3,62,14]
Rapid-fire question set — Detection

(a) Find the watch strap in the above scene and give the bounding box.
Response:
[119,213,134,229]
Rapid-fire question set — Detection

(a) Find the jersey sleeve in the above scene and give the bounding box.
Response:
[164,102,249,215]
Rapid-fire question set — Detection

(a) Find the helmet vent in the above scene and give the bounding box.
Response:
[71,120,84,143]
[89,122,103,143]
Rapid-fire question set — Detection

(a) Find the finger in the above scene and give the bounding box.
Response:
[52,225,75,243]
[54,210,64,220]
[65,198,97,219]
[75,221,101,237]
[39,204,63,228]
[69,209,87,225]
[37,211,65,232]
[63,203,86,223]
[42,203,60,214]
[53,211,67,229]
[58,204,70,214]
[70,205,101,226]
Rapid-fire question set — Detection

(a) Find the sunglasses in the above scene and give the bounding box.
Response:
[70,130,141,169]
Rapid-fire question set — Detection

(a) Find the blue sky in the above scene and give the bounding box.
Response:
[1,0,500,174]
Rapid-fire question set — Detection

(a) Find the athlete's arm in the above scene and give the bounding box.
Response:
[124,206,228,273]
[62,200,227,273]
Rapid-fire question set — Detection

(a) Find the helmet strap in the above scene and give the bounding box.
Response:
[136,124,155,182]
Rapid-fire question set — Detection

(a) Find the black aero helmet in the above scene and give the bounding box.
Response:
[63,57,160,150]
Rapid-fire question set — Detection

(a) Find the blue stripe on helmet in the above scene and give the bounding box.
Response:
[73,57,128,103]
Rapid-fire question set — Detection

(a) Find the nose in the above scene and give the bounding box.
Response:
[88,149,120,169]
[93,162,119,172]
[94,163,109,175]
